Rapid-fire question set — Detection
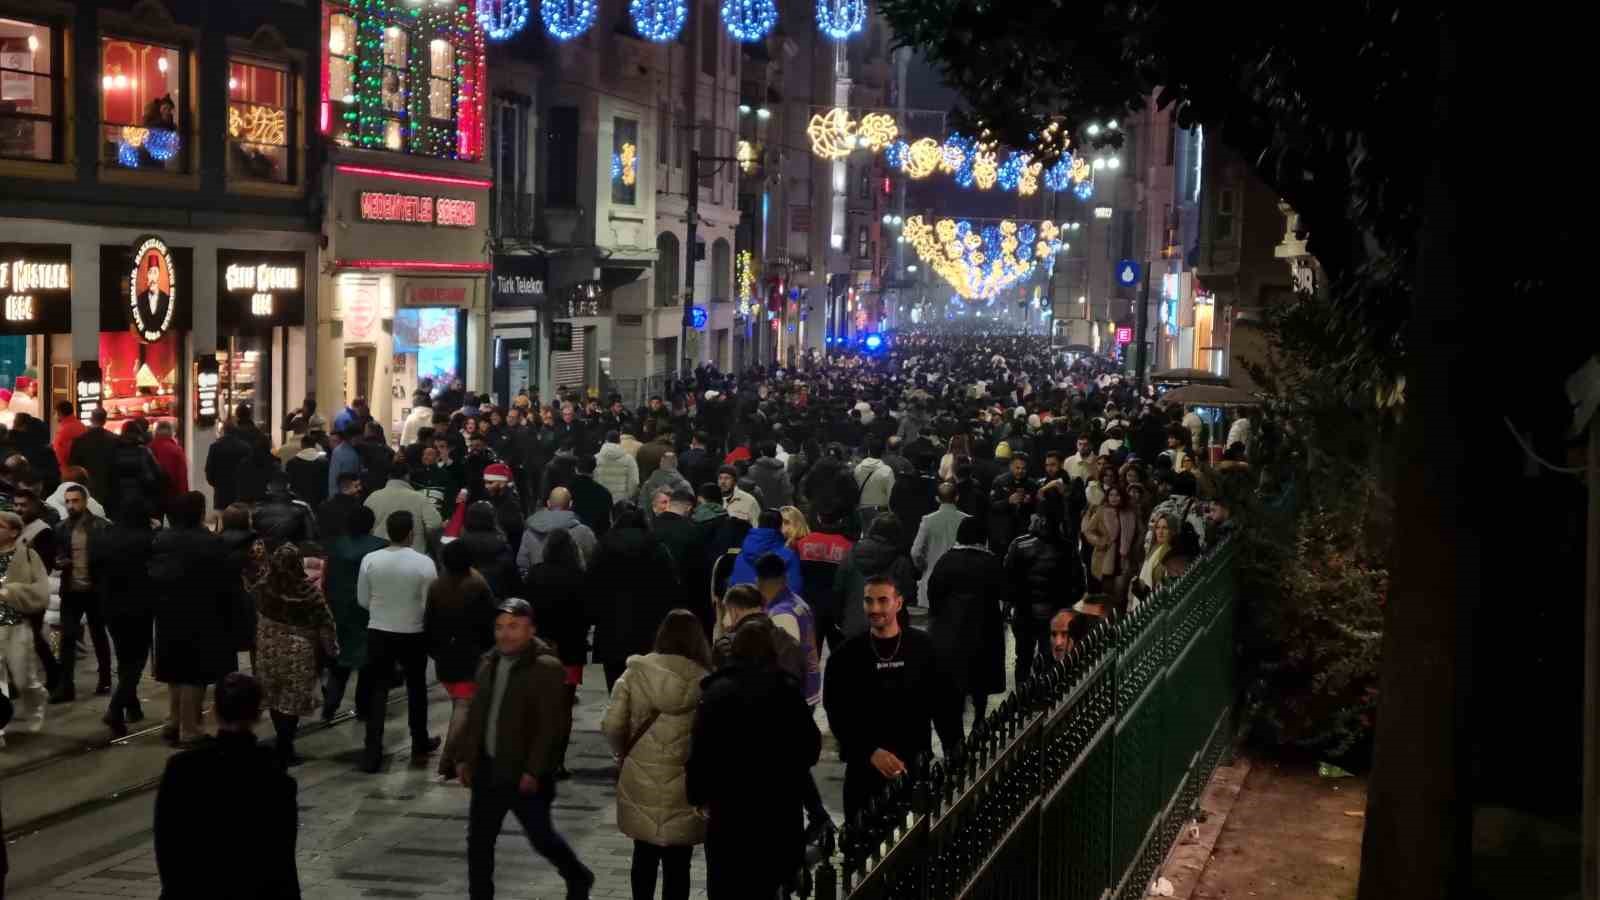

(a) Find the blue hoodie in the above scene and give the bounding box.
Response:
[727,527,802,595]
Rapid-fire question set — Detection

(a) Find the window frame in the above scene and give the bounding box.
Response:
[98,33,189,173]
[426,35,453,123]
[0,15,64,164]
[378,22,409,150]
[325,7,357,145]
[226,56,295,185]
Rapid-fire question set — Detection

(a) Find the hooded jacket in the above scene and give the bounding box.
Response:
[854,457,896,508]
[585,524,680,665]
[285,447,329,507]
[515,507,597,574]
[834,533,918,638]
[747,456,793,510]
[594,441,640,500]
[602,652,710,847]
[726,527,802,595]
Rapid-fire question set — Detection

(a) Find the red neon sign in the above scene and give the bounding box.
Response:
[1116,326,1133,345]
[336,165,493,189]
[358,192,478,228]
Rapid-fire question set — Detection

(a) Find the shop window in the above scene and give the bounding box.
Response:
[217,339,264,427]
[99,329,181,433]
[1214,188,1237,242]
[654,232,680,307]
[228,60,291,183]
[427,37,452,121]
[612,116,638,206]
[326,9,356,145]
[100,37,183,171]
[0,18,59,162]
[856,225,868,259]
[380,25,408,151]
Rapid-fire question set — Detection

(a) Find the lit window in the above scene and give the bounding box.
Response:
[381,26,407,115]
[326,10,356,144]
[228,61,291,183]
[428,38,452,120]
[0,18,60,162]
[100,37,183,171]
[612,117,638,206]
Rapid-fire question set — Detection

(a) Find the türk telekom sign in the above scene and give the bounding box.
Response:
[358,191,478,228]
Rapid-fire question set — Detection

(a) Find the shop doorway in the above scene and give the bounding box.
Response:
[493,334,533,409]
[344,349,374,409]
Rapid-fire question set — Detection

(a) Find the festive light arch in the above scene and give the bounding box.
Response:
[902,215,1065,299]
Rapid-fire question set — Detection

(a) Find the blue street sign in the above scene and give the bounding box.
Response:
[1116,259,1142,287]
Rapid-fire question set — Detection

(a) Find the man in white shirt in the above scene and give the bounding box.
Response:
[1063,436,1096,483]
[356,509,439,773]
[399,392,435,448]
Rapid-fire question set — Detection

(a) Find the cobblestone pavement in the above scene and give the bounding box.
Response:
[8,609,1010,900]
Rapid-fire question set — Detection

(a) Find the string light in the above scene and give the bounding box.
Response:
[542,0,596,40]
[736,250,758,304]
[806,107,856,159]
[611,142,638,186]
[901,215,1061,299]
[477,0,529,39]
[815,0,865,40]
[629,0,688,40]
[1043,154,1072,192]
[721,0,777,41]
[855,112,897,150]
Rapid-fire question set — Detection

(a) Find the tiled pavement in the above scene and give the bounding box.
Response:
[7,609,1008,900]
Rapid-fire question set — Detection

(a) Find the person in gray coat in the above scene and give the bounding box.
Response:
[746,441,792,511]
[516,486,598,575]
[636,452,693,512]
[911,481,969,602]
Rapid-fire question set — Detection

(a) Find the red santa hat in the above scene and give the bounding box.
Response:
[0,388,12,404]
[482,462,513,484]
[13,376,31,393]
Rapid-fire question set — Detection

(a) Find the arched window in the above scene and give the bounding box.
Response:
[712,238,731,302]
[654,232,680,307]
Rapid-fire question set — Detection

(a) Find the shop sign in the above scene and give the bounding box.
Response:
[217,250,307,330]
[338,274,383,344]
[550,320,573,352]
[358,191,479,228]
[401,284,470,308]
[0,244,72,334]
[129,236,177,343]
[75,360,103,425]
[1116,325,1133,345]
[492,255,547,308]
[194,354,220,427]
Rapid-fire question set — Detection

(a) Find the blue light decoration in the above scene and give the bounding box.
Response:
[862,333,884,351]
[996,151,1026,191]
[610,152,622,182]
[1073,175,1094,200]
[688,306,709,329]
[1043,154,1073,192]
[114,127,181,168]
[145,129,180,161]
[117,140,141,168]
[884,139,909,172]
[630,0,688,41]
[721,0,777,41]
[542,0,597,40]
[816,0,866,40]
[946,134,976,188]
[478,0,531,40]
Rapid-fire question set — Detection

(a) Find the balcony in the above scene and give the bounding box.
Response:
[495,193,536,240]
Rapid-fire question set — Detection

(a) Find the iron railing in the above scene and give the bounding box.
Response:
[797,536,1240,900]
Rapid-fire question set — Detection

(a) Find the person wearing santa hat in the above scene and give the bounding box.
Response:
[480,461,524,553]
[0,388,13,430]
[8,376,38,420]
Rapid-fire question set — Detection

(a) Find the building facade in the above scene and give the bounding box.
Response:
[0,0,322,501]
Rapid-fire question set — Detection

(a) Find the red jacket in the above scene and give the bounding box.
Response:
[150,435,189,499]
[795,530,853,565]
[53,417,85,471]
[723,445,752,467]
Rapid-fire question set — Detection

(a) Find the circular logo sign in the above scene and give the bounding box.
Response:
[130,236,177,343]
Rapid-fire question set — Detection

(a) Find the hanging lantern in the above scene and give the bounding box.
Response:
[542,0,597,40]
[815,0,865,40]
[630,0,688,41]
[721,0,777,42]
[478,0,531,40]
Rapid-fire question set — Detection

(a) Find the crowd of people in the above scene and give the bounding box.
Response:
[0,333,1248,900]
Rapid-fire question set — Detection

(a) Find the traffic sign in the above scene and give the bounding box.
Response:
[1116,259,1142,287]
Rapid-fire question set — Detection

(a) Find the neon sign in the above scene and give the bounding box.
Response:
[359,192,479,228]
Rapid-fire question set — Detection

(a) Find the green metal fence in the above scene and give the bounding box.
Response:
[802,536,1240,900]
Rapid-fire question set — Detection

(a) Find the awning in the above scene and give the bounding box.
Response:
[1161,383,1260,407]
[1151,367,1231,386]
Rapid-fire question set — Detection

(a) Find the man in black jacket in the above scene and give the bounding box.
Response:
[285,434,330,508]
[317,472,365,539]
[928,516,1007,723]
[154,673,299,900]
[48,485,111,703]
[988,452,1036,555]
[254,474,317,547]
[68,408,119,506]
[823,573,962,826]
[649,487,712,629]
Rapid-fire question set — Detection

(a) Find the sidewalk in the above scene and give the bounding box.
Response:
[1158,755,1366,900]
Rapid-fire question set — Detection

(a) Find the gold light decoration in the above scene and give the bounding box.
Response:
[856,113,898,150]
[736,139,758,173]
[904,137,942,178]
[1017,160,1042,196]
[736,250,757,301]
[619,142,637,186]
[228,105,288,146]
[902,215,1047,299]
[806,108,857,159]
[971,148,998,189]
[1069,155,1091,184]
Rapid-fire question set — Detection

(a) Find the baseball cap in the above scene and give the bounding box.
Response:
[495,597,534,619]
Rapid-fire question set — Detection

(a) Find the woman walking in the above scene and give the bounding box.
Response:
[1082,485,1141,611]
[424,540,496,779]
[0,510,51,744]
[601,609,712,900]
[254,544,338,768]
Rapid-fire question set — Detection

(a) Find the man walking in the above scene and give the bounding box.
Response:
[356,510,440,773]
[910,481,968,603]
[452,598,594,900]
[364,455,443,554]
[823,574,962,825]
[50,485,111,703]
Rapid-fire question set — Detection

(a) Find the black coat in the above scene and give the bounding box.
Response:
[68,426,119,504]
[254,494,316,547]
[285,453,330,507]
[107,438,164,514]
[686,665,819,878]
[650,511,713,628]
[927,546,1007,696]
[219,528,259,652]
[569,474,613,537]
[149,527,236,684]
[155,731,299,900]
[424,571,497,683]
[526,561,588,667]
[90,522,156,618]
[1003,528,1081,623]
[457,506,517,599]
[988,472,1037,554]
[315,493,363,540]
[584,524,679,665]
[204,430,253,510]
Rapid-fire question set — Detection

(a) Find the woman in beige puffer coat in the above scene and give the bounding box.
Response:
[602,609,712,900]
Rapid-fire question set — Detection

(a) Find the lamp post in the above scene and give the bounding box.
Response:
[683,149,739,380]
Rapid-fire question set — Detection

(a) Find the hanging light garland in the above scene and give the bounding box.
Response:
[815,0,866,40]
[721,0,777,41]
[477,0,529,40]
[630,0,688,41]
[115,126,181,168]
[542,0,596,40]
[611,142,638,186]
[902,215,1063,299]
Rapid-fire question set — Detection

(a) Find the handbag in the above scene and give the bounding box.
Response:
[617,710,661,769]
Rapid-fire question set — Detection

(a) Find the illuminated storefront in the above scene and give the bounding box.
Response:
[216,249,309,430]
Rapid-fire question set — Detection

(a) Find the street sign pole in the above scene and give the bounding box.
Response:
[1134,261,1151,392]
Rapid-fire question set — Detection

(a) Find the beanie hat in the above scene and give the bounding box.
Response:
[482,462,513,484]
[994,441,1012,459]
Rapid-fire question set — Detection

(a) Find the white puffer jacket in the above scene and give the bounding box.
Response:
[601,652,709,847]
